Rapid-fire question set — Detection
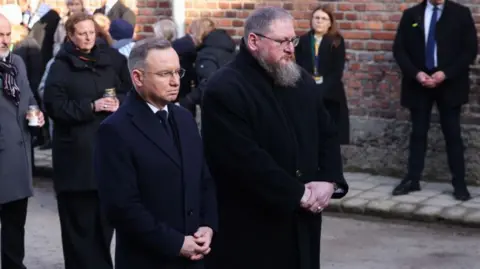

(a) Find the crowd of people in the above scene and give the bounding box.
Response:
[0,0,477,268]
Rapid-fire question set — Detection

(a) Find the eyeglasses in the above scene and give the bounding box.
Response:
[141,68,186,79]
[254,32,300,47]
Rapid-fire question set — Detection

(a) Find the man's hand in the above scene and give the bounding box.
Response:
[416,71,436,88]
[431,71,446,85]
[192,226,214,258]
[180,236,205,261]
[301,182,335,213]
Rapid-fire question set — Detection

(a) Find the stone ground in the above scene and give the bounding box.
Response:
[7,177,480,268]
[35,148,480,227]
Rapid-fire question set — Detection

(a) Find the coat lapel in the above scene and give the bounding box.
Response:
[413,2,426,41]
[169,105,192,173]
[126,91,181,168]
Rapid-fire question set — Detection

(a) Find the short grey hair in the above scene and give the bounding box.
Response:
[243,7,293,40]
[128,37,172,73]
[153,19,178,42]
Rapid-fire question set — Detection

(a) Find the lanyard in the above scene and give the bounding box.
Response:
[311,35,320,76]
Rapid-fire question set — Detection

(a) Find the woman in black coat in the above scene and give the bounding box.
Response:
[295,5,350,145]
[43,13,128,269]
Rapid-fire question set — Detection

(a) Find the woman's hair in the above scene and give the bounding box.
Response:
[64,0,85,16]
[310,5,342,48]
[93,13,114,46]
[153,18,177,42]
[189,18,215,44]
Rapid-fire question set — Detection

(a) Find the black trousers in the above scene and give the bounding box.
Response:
[0,198,28,269]
[57,191,113,269]
[406,96,466,189]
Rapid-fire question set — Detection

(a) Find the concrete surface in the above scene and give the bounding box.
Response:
[5,178,479,268]
[34,148,480,227]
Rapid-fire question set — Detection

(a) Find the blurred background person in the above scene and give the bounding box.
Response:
[43,13,130,269]
[153,17,177,42]
[179,19,236,114]
[94,0,135,27]
[110,18,134,57]
[295,5,350,145]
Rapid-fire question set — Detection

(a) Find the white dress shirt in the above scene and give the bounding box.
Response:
[424,1,444,68]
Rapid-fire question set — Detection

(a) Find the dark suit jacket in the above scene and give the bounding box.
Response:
[94,1,136,27]
[13,37,43,101]
[393,0,478,108]
[94,90,217,269]
[295,32,350,144]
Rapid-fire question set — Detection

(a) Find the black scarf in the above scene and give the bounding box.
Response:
[64,41,98,63]
[0,54,20,106]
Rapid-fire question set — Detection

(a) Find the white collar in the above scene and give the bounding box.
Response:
[146,102,169,115]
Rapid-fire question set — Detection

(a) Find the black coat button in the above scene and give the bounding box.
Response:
[188,210,193,216]
[296,170,302,177]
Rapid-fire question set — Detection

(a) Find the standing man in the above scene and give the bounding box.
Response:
[201,7,348,269]
[94,37,217,269]
[392,0,477,201]
[0,14,45,269]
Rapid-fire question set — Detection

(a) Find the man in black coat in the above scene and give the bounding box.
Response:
[392,0,478,201]
[201,7,348,269]
[94,37,218,269]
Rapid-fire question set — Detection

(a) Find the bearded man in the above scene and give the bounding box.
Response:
[201,7,349,269]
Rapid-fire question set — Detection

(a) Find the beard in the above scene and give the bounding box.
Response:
[256,50,301,87]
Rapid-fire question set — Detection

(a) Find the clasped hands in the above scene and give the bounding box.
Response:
[416,71,445,88]
[300,182,335,214]
[180,226,213,261]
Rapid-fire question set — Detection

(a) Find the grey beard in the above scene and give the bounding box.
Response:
[256,53,301,87]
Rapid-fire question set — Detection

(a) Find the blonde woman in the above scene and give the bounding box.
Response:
[53,0,88,55]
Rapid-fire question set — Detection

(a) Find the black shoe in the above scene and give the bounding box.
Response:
[453,188,471,201]
[392,180,421,196]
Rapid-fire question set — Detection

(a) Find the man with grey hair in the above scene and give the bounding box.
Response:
[202,7,348,269]
[94,37,218,269]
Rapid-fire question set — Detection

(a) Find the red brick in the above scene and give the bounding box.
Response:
[212,11,225,18]
[354,4,366,11]
[207,2,217,9]
[372,31,396,40]
[219,2,230,9]
[231,3,242,9]
[217,19,232,27]
[226,11,236,18]
[345,13,358,21]
[366,3,384,11]
[243,3,255,10]
[233,20,244,27]
[200,11,212,17]
[343,31,371,40]
[339,22,352,30]
[283,3,294,10]
[338,3,353,11]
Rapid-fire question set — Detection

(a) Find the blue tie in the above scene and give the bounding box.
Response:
[425,6,438,70]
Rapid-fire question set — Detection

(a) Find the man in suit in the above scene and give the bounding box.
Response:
[392,0,478,201]
[202,7,348,269]
[0,14,45,269]
[94,37,217,269]
[94,0,136,27]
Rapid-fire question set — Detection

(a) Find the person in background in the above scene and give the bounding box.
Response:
[392,0,477,201]
[43,13,130,269]
[179,21,236,113]
[295,5,350,145]
[93,13,113,45]
[19,0,60,69]
[153,18,177,42]
[94,0,135,27]
[110,18,134,57]
[201,7,348,269]
[94,37,218,269]
[0,14,45,269]
[172,18,214,115]
[53,0,89,55]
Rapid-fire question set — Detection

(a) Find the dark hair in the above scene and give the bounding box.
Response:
[310,5,342,48]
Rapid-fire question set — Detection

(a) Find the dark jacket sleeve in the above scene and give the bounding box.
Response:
[94,122,185,258]
[393,10,421,79]
[312,78,348,199]
[443,7,478,79]
[321,37,345,98]
[43,61,96,124]
[113,51,132,103]
[202,76,306,214]
[200,160,218,231]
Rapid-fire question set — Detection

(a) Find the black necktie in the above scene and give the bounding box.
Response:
[155,110,173,138]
